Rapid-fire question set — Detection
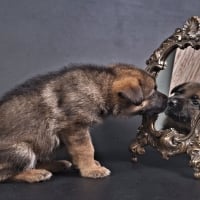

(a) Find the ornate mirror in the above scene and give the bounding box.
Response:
[130,16,200,178]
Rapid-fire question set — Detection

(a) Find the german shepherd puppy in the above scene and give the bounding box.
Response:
[0,64,167,183]
[165,82,200,133]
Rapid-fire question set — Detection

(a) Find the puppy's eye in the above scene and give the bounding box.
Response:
[191,95,199,100]
[191,95,200,106]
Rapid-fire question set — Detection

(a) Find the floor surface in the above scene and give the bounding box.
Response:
[1,149,200,200]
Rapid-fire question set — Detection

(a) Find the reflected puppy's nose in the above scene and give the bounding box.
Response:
[168,98,178,107]
[167,98,182,110]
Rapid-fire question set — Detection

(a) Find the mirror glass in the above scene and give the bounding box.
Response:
[155,49,176,130]
[155,47,200,133]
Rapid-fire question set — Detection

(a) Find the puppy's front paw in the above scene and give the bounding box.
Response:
[80,166,111,178]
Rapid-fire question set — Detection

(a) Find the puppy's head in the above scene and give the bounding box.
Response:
[165,82,200,129]
[111,64,168,116]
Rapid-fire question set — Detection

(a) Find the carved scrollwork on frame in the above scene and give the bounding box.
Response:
[145,16,200,76]
[130,16,200,178]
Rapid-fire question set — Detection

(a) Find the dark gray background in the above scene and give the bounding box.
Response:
[0,0,200,200]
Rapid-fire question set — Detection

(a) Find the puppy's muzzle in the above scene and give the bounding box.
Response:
[143,91,168,115]
[165,97,190,122]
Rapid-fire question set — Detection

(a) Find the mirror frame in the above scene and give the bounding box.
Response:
[130,16,200,178]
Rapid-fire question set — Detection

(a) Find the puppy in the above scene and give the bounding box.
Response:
[165,82,200,133]
[0,64,167,183]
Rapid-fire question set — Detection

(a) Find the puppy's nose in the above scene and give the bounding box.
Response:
[168,98,178,107]
[167,98,182,111]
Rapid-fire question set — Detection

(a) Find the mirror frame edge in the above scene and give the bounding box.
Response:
[130,16,200,178]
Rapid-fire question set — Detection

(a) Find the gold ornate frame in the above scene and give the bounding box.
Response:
[130,16,200,178]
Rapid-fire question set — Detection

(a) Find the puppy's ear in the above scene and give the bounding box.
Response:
[171,82,188,94]
[112,77,144,105]
[118,86,143,105]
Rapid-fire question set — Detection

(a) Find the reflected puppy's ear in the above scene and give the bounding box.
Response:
[170,82,188,94]
[118,86,143,105]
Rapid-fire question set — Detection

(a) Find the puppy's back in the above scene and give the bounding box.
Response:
[0,65,114,140]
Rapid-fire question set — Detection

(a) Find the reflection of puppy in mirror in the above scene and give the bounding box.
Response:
[0,64,167,183]
[164,82,200,133]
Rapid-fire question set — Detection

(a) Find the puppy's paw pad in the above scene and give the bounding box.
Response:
[81,166,111,178]
[38,170,52,180]
[28,169,52,183]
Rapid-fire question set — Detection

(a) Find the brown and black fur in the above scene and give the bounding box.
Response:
[165,82,200,133]
[0,64,167,183]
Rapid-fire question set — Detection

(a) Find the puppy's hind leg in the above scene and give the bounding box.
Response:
[0,164,16,182]
[12,169,52,183]
[36,160,72,173]
[0,142,52,183]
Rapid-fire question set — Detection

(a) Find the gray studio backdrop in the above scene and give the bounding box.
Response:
[0,0,199,160]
